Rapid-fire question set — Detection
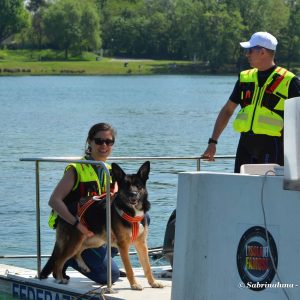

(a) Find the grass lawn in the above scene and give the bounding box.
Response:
[0,49,198,75]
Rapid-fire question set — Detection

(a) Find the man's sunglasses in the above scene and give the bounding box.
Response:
[245,46,264,54]
[93,138,114,146]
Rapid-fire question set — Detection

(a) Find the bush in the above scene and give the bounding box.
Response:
[0,50,7,60]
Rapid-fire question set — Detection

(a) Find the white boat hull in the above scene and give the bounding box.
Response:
[172,171,300,299]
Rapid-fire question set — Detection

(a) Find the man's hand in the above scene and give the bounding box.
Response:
[201,143,217,161]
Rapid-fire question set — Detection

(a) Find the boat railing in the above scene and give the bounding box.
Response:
[3,155,234,291]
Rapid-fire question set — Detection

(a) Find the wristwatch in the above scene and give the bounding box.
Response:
[208,138,218,144]
[73,218,79,227]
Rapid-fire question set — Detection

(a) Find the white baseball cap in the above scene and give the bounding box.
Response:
[240,32,278,50]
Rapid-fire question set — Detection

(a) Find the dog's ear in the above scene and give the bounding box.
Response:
[137,161,150,183]
[112,163,126,182]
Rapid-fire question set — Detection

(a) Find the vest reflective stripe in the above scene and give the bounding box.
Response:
[258,115,283,127]
[232,104,254,132]
[233,67,295,136]
[236,114,248,120]
[252,106,284,136]
[48,158,112,229]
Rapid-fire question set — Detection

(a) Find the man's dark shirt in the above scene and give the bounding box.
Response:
[229,65,300,104]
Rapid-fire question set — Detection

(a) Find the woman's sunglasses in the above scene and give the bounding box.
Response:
[93,138,114,146]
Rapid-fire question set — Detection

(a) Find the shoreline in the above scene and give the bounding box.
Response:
[0,63,233,76]
[1,50,299,76]
[0,54,237,76]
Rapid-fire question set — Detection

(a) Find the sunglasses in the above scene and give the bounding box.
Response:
[93,138,114,146]
[245,46,264,54]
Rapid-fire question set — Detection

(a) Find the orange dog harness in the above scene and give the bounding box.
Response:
[77,193,113,228]
[77,193,144,242]
[114,205,144,242]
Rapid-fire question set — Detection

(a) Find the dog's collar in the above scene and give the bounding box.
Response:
[114,204,144,242]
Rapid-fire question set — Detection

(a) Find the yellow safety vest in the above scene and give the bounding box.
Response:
[48,158,112,228]
[233,67,295,136]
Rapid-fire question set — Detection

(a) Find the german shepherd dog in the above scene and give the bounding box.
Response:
[39,161,164,290]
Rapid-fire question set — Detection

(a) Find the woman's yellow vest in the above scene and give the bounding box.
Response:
[48,158,112,228]
[233,67,295,136]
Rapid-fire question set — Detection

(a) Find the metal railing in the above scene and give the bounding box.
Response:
[19,157,114,291]
[11,155,234,291]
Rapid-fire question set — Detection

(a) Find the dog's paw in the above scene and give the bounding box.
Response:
[55,278,69,284]
[38,274,48,280]
[150,280,164,288]
[131,283,143,290]
[63,274,70,280]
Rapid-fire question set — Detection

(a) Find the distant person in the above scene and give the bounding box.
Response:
[47,123,121,283]
[202,32,300,172]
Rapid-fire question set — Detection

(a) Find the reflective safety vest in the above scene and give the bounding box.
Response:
[48,158,112,229]
[233,67,295,136]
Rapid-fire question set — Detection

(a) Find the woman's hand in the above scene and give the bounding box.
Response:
[76,222,94,238]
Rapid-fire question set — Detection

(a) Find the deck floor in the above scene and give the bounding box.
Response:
[0,264,172,300]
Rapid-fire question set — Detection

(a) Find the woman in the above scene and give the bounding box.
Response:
[48,122,120,283]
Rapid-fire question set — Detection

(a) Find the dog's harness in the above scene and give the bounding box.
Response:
[114,204,144,242]
[77,193,113,228]
[77,198,96,228]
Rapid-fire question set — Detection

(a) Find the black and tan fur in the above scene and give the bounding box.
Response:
[39,161,163,290]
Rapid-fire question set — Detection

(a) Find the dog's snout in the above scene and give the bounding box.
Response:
[129,191,138,197]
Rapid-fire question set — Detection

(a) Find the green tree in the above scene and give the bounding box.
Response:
[237,0,288,37]
[87,0,299,67]
[26,0,49,49]
[263,0,289,37]
[280,0,300,68]
[143,0,176,58]
[27,0,47,12]
[101,0,139,56]
[200,2,243,72]
[176,0,243,71]
[145,12,170,58]
[168,0,205,60]
[103,15,140,56]
[0,0,29,44]
[43,0,101,59]
[81,3,101,51]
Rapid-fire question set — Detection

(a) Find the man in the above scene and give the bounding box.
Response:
[202,32,300,173]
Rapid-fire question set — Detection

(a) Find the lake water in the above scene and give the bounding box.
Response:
[0,75,238,299]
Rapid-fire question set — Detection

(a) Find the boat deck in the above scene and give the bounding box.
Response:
[0,264,172,300]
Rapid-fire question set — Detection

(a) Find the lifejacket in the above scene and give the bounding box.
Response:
[233,67,295,136]
[48,157,113,229]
